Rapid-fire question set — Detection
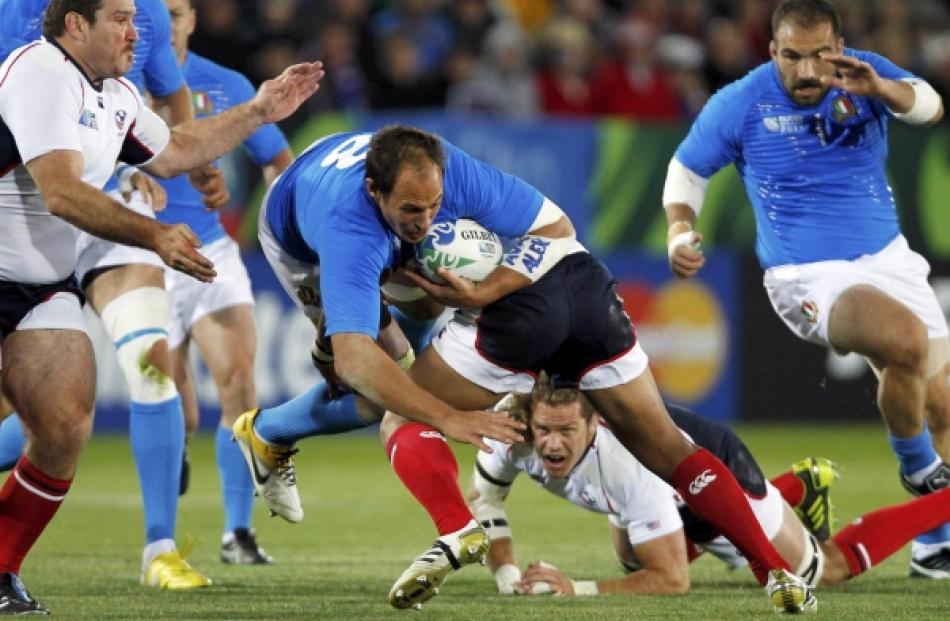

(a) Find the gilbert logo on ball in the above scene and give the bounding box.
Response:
[414,220,503,284]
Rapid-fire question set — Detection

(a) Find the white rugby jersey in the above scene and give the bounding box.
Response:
[478,423,683,546]
[0,39,170,283]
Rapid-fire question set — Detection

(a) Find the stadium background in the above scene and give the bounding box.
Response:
[84,0,950,428]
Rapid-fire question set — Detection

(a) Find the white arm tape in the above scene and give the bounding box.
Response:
[380,281,427,303]
[527,197,564,230]
[501,233,576,283]
[115,163,138,195]
[469,464,513,540]
[494,564,522,595]
[662,157,708,216]
[667,229,700,259]
[571,580,599,596]
[891,78,942,125]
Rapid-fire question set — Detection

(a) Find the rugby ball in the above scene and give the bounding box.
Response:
[414,219,503,284]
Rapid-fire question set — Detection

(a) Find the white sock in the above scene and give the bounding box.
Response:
[143,538,176,566]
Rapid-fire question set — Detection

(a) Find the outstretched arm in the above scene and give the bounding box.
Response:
[144,62,324,179]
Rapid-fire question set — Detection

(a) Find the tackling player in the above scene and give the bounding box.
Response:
[469,379,950,596]
[663,0,950,577]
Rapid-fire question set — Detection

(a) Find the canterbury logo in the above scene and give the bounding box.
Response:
[688,469,717,495]
[419,431,446,441]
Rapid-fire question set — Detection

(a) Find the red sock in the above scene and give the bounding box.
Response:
[0,456,72,574]
[386,422,473,536]
[832,488,950,576]
[770,470,804,506]
[671,448,790,585]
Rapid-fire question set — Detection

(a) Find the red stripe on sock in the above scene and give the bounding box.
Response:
[0,456,72,573]
[671,448,790,585]
[832,487,950,577]
[770,470,805,507]
[386,422,473,536]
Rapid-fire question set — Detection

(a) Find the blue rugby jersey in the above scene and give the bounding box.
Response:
[155,52,288,245]
[265,132,545,339]
[675,49,913,269]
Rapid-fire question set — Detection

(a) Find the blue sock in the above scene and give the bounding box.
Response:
[390,306,435,353]
[889,429,939,475]
[130,397,184,544]
[255,383,365,445]
[0,414,26,471]
[216,425,253,533]
[889,429,950,546]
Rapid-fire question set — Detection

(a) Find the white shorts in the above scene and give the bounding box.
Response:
[74,191,164,286]
[764,235,948,350]
[165,236,254,349]
[258,188,322,321]
[699,481,786,569]
[432,317,650,394]
[16,292,89,337]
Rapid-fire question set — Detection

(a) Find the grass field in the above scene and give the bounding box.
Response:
[19,423,950,620]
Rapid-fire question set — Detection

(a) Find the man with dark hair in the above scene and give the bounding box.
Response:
[467,378,950,597]
[234,123,817,614]
[664,0,949,578]
[0,0,322,612]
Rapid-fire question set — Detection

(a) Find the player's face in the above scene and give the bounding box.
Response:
[165,0,196,61]
[84,0,137,78]
[770,20,843,106]
[371,162,443,244]
[530,402,597,479]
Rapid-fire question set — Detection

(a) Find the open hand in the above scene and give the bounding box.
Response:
[517,561,572,595]
[253,61,325,124]
[819,53,883,97]
[404,268,484,309]
[439,409,525,453]
[154,223,215,283]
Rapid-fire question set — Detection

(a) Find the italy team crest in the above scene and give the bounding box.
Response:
[193,92,213,115]
[831,96,856,122]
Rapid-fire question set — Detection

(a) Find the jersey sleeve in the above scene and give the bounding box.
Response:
[314,222,387,338]
[0,45,82,164]
[475,441,520,484]
[617,466,684,546]
[141,1,186,97]
[441,141,544,237]
[853,49,915,81]
[674,82,746,178]
[118,82,171,165]
[230,72,290,165]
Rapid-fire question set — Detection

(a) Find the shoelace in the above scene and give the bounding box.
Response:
[274,448,299,486]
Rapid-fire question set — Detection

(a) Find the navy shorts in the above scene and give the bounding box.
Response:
[475,253,636,385]
[0,276,84,339]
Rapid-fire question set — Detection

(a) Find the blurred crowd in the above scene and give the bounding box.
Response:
[189,0,950,125]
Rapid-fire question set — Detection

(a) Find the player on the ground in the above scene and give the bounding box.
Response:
[158,0,294,565]
[0,0,234,589]
[0,0,322,612]
[469,380,950,596]
[231,124,815,614]
[663,0,950,578]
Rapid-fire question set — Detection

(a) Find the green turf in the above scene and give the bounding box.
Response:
[19,424,950,619]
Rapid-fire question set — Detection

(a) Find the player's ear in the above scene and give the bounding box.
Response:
[769,39,777,60]
[365,177,379,202]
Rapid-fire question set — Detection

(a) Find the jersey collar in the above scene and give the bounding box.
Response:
[45,36,104,92]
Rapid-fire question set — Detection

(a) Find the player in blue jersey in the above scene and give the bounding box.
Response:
[157,0,294,566]
[232,125,815,613]
[663,0,950,579]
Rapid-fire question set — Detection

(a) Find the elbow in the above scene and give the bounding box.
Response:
[43,192,70,218]
[143,161,176,180]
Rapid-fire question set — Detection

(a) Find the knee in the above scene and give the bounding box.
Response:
[117,336,179,403]
[217,356,255,400]
[29,404,93,454]
[886,317,928,374]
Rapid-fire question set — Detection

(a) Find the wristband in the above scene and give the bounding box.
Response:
[571,580,599,596]
[115,164,138,195]
[891,79,941,125]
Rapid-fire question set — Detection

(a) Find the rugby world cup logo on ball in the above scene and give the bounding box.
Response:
[414,219,502,284]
